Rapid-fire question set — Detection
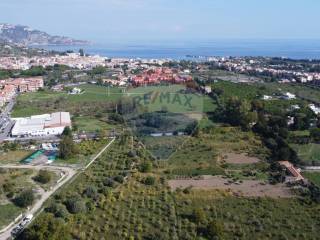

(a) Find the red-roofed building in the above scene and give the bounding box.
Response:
[132,68,192,86]
[279,161,304,182]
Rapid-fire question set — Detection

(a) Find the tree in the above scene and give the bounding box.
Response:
[14,189,35,208]
[33,170,52,184]
[62,126,72,137]
[192,208,206,224]
[84,185,98,199]
[45,203,69,219]
[65,196,86,214]
[139,162,152,173]
[18,213,71,240]
[144,176,156,185]
[185,121,198,135]
[311,128,320,142]
[114,175,124,184]
[59,135,78,159]
[206,220,224,240]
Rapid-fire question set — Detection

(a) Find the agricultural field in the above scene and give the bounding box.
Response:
[291,143,320,165]
[155,127,269,178]
[141,135,187,160]
[211,81,275,101]
[22,135,320,240]
[194,69,261,83]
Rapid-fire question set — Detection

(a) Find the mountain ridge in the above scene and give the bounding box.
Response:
[0,23,90,46]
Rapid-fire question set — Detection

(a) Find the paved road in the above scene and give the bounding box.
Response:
[0,138,115,240]
[0,95,17,142]
[84,137,115,170]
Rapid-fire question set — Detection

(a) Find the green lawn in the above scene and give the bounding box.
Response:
[291,143,320,165]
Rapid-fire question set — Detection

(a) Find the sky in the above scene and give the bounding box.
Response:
[0,0,320,44]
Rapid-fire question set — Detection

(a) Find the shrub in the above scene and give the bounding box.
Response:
[14,189,35,208]
[84,186,98,199]
[114,175,124,184]
[33,170,52,184]
[139,162,152,173]
[103,178,116,188]
[206,220,224,239]
[192,208,206,224]
[45,203,69,219]
[144,176,156,186]
[65,196,86,214]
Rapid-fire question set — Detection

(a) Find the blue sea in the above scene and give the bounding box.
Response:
[36,39,320,60]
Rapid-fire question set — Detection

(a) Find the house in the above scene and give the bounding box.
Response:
[282,92,296,100]
[262,95,272,100]
[279,161,304,182]
[309,104,320,115]
[204,86,212,94]
[68,87,82,95]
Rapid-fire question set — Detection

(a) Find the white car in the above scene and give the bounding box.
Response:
[21,214,33,226]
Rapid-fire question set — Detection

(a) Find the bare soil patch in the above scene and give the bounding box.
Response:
[168,176,293,198]
[222,153,261,164]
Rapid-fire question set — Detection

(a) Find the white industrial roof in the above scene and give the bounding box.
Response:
[11,112,71,136]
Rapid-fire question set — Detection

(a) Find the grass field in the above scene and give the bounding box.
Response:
[157,127,269,178]
[291,143,320,165]
[127,85,215,114]
[0,204,22,229]
[0,150,33,164]
[303,172,320,187]
[11,84,123,118]
[73,116,116,132]
[265,83,320,104]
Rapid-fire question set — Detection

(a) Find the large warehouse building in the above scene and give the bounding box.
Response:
[11,112,72,137]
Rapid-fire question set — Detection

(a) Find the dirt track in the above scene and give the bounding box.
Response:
[222,153,261,164]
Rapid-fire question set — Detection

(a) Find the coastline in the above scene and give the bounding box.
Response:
[30,39,320,60]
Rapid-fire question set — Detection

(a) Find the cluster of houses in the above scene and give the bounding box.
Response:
[207,57,320,84]
[0,77,43,106]
[0,53,108,70]
[131,67,192,86]
[262,92,297,101]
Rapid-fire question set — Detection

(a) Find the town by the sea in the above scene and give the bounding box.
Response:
[36,39,320,60]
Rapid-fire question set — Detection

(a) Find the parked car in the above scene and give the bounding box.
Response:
[21,214,33,226]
